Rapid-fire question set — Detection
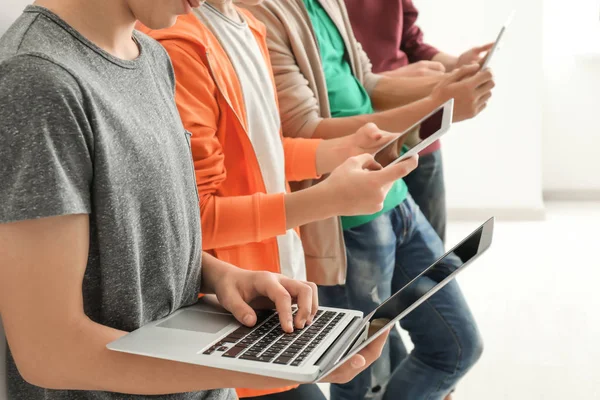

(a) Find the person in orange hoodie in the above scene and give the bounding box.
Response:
[140,1,437,398]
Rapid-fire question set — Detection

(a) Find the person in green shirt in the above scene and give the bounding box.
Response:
[303,0,409,232]
[245,1,495,399]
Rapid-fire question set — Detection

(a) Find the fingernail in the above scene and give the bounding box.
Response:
[298,319,306,328]
[287,319,294,332]
[243,314,254,326]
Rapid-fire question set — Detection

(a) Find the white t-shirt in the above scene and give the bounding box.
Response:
[198,4,307,281]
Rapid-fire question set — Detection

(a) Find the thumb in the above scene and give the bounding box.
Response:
[350,153,381,170]
[375,131,401,148]
[445,63,480,84]
[219,291,257,327]
[425,60,446,72]
[372,155,419,184]
[357,122,383,141]
[475,42,495,53]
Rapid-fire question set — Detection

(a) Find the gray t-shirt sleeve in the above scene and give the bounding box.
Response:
[0,55,93,223]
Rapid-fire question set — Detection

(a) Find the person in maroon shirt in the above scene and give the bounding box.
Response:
[343,1,494,400]
[345,0,493,245]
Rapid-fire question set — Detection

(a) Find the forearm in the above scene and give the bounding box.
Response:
[432,52,458,72]
[312,96,439,140]
[284,183,337,231]
[200,193,287,250]
[28,316,293,394]
[200,185,335,253]
[370,75,441,111]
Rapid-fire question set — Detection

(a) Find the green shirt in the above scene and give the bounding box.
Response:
[303,0,407,230]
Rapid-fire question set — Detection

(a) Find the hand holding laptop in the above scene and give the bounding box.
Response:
[320,328,390,384]
[108,220,493,384]
[208,257,392,384]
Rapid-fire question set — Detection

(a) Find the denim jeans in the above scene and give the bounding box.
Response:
[402,149,446,243]
[319,196,483,400]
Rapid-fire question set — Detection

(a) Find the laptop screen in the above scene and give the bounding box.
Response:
[369,218,494,322]
[317,218,494,380]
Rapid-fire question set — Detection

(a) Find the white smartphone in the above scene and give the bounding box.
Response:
[373,98,454,167]
[480,10,516,70]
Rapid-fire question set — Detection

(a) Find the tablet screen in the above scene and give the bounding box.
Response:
[373,103,448,167]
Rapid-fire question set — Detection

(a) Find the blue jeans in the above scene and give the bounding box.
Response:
[402,149,446,243]
[319,196,482,400]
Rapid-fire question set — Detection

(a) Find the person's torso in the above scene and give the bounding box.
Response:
[198,5,306,281]
[0,7,232,400]
[303,0,374,118]
[344,0,408,73]
[301,0,408,228]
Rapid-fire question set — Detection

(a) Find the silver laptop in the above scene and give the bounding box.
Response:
[107,218,494,382]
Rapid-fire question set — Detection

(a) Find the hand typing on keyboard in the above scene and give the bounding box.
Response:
[211,268,318,333]
[207,262,391,385]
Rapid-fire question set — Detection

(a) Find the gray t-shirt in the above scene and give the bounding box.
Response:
[0,6,234,400]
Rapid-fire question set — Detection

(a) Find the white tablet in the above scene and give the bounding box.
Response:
[480,10,516,70]
[373,98,454,167]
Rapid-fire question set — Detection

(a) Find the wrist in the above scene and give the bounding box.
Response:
[283,183,338,230]
[316,137,349,175]
[433,52,458,72]
[445,57,459,72]
[428,87,449,108]
[310,180,340,219]
[201,253,239,294]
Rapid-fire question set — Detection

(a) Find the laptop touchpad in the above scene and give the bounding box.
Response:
[157,310,236,334]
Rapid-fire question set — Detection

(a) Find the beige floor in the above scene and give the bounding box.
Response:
[321,202,600,400]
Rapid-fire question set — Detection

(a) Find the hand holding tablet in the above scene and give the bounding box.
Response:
[480,10,516,70]
[373,99,454,168]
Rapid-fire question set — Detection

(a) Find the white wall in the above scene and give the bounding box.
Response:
[542,0,600,194]
[416,0,545,217]
[1,1,30,35]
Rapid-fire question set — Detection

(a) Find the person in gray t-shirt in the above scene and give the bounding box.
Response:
[0,1,389,399]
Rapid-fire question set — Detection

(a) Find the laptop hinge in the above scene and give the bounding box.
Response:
[314,316,368,372]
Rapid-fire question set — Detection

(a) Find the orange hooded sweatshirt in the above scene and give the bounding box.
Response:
[140,9,322,398]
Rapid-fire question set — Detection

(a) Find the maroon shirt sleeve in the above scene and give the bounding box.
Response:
[400,0,439,63]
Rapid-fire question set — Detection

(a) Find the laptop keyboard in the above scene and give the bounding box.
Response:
[202,309,345,366]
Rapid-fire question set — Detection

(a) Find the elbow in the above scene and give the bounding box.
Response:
[20,371,59,391]
[9,341,82,391]
[13,355,72,390]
